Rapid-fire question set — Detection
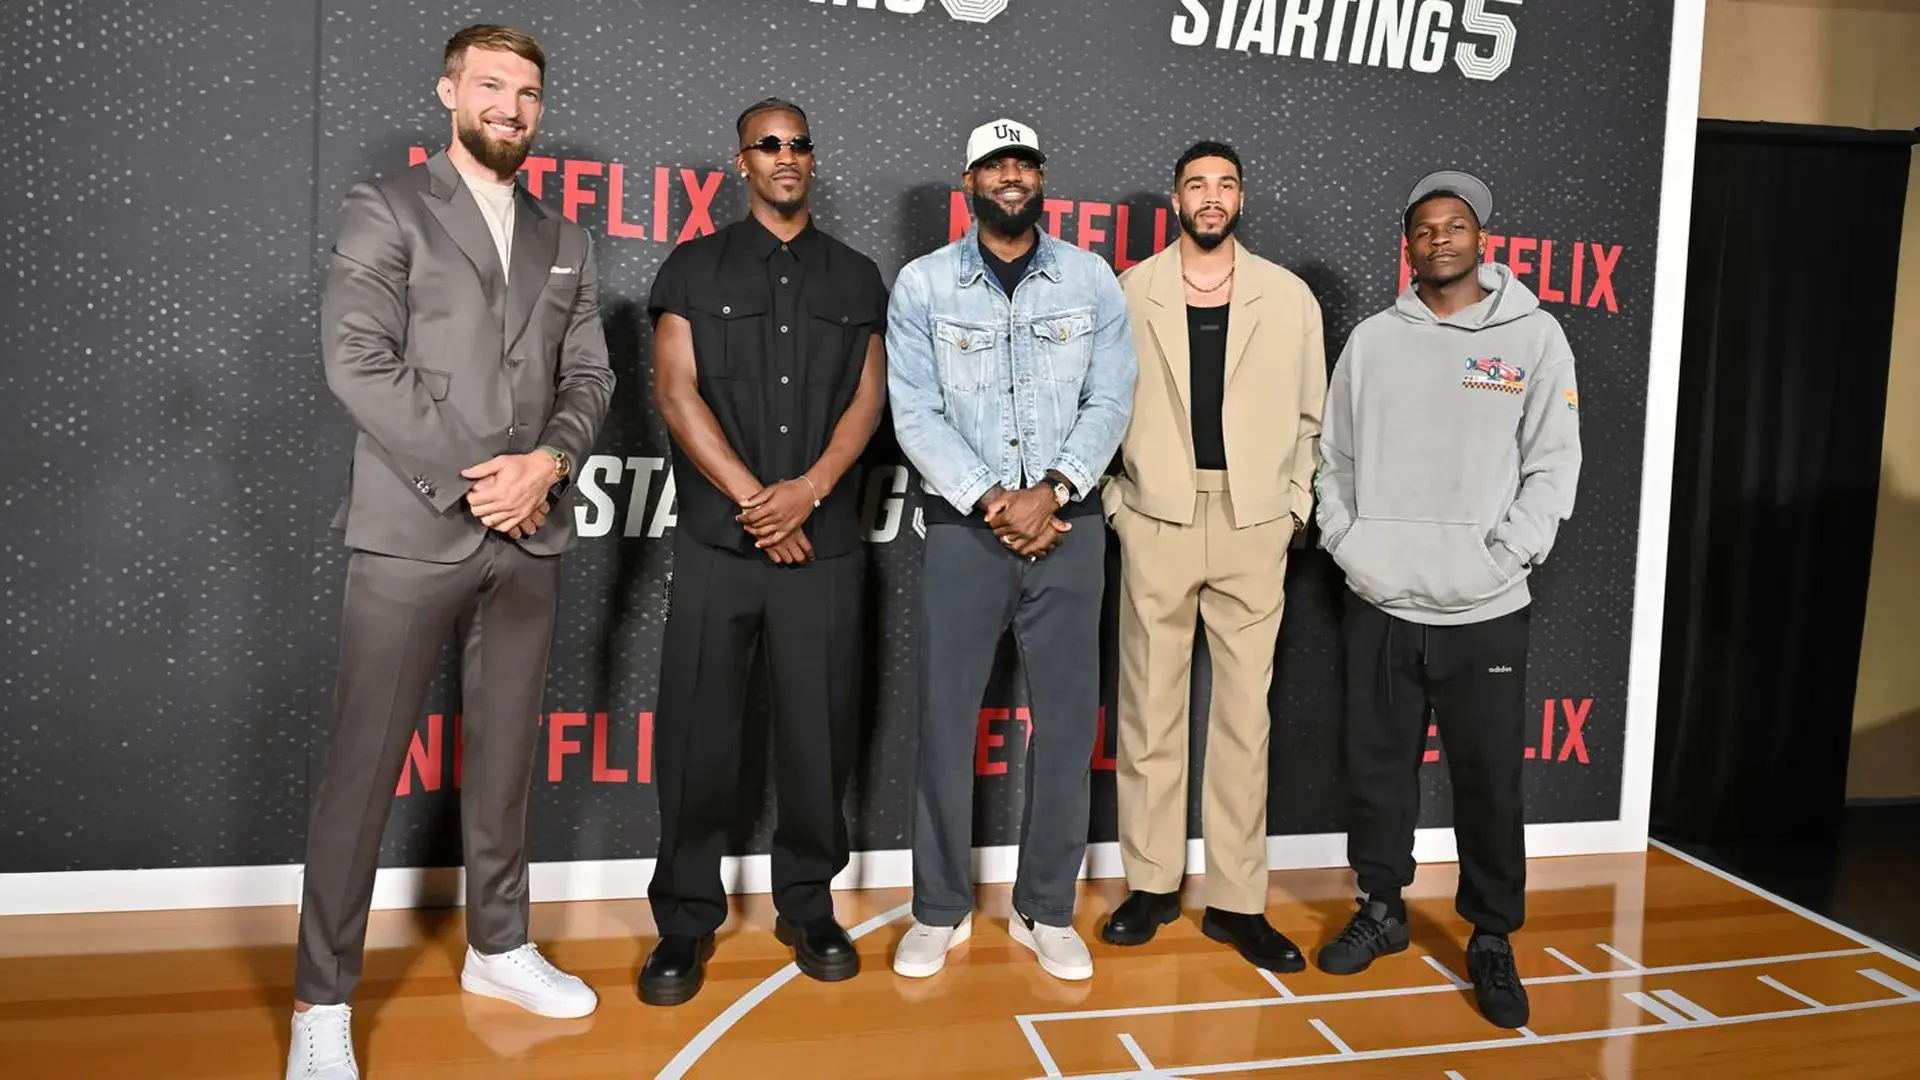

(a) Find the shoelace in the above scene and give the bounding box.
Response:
[1332,909,1389,950]
[510,943,560,986]
[1473,944,1524,994]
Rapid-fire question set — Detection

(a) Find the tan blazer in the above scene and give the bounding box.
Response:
[1103,237,1327,530]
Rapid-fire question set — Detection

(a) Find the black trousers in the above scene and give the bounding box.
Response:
[1341,591,1530,934]
[648,533,865,939]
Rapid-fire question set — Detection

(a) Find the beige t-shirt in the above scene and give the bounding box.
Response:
[464,174,517,282]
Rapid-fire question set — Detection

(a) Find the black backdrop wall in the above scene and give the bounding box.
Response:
[1,0,1675,880]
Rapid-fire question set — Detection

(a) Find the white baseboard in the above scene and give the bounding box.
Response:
[0,819,1644,917]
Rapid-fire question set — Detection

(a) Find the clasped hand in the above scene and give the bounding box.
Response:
[464,453,554,539]
[986,484,1070,558]
[737,478,817,565]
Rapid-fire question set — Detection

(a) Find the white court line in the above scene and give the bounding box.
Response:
[1545,947,1592,975]
[1307,1018,1354,1056]
[1019,996,1918,1079]
[1651,989,1719,1022]
[1017,947,1872,1024]
[1257,968,1296,998]
[654,901,913,1080]
[1649,839,1920,976]
[1444,1072,1468,1080]
[1858,968,1920,1000]
[1020,1016,1064,1079]
[1423,955,1470,989]
[1516,1026,1540,1041]
[1597,943,1645,970]
[1117,1034,1153,1070]
[1758,975,1824,1009]
[1624,991,1689,1025]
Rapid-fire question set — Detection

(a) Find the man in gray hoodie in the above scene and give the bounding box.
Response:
[1311,170,1581,1030]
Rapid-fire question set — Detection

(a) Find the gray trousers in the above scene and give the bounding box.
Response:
[295,532,559,1004]
[911,522,1106,928]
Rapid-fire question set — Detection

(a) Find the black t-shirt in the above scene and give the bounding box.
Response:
[979,238,1036,299]
[1187,304,1229,470]
[647,216,889,559]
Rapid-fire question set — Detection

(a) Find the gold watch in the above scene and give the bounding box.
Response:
[539,446,571,479]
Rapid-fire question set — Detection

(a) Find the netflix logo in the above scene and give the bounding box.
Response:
[1399,234,1624,313]
[395,711,654,796]
[406,146,729,246]
[975,706,1122,776]
[946,190,1176,272]
[1421,697,1595,767]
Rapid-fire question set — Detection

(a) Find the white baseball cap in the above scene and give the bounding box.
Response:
[965,118,1046,171]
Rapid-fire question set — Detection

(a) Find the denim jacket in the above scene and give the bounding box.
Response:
[885,225,1137,515]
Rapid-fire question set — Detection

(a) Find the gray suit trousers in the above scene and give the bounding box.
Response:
[295,532,559,1004]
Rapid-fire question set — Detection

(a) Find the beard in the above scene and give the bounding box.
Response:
[1179,205,1241,251]
[457,112,532,176]
[761,171,809,215]
[971,187,1044,238]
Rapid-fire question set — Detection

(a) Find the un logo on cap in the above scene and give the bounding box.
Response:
[941,0,1009,23]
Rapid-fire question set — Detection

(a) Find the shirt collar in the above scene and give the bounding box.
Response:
[737,213,821,262]
[956,222,1060,287]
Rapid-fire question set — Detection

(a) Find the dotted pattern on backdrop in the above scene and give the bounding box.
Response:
[1,0,1671,872]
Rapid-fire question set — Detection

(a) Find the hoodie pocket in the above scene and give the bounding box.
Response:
[1333,517,1511,612]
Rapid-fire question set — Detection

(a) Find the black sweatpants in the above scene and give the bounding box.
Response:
[648,534,865,939]
[1341,590,1529,934]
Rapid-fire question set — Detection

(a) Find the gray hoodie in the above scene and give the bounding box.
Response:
[1315,262,1581,625]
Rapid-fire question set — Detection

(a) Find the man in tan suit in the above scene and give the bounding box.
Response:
[1098,141,1327,972]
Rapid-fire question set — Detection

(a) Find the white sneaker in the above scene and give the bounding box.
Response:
[1011,912,1094,981]
[286,1003,358,1080]
[892,915,972,978]
[460,942,599,1019]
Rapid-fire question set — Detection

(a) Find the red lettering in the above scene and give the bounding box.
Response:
[1076,202,1111,252]
[679,169,722,240]
[1587,244,1621,312]
[1559,698,1592,764]
[1572,242,1586,308]
[1114,204,1140,271]
[1091,707,1117,770]
[562,159,601,223]
[408,145,428,167]
[1541,698,1555,761]
[949,190,972,243]
[591,711,628,782]
[521,156,556,200]
[606,164,647,239]
[976,708,1010,776]
[397,714,444,796]
[637,711,654,784]
[1151,207,1170,253]
[653,166,671,242]
[1484,234,1506,264]
[1423,721,1440,764]
[1504,236,1536,285]
[1536,239,1566,303]
[1042,198,1073,239]
[548,712,585,782]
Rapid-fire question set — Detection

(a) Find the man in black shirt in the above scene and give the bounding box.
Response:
[640,97,889,1006]
[1100,142,1327,969]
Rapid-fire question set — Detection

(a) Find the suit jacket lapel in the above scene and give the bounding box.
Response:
[1148,246,1192,425]
[1223,238,1261,388]
[504,188,559,350]
[422,153,506,319]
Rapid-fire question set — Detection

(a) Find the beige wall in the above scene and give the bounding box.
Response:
[1698,0,1920,799]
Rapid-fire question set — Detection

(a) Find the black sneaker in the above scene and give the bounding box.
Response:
[1466,933,1530,1029]
[1314,898,1411,975]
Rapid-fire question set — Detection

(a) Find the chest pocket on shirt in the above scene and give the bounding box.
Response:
[686,294,765,380]
[804,294,876,386]
[1032,310,1094,384]
[935,320,998,392]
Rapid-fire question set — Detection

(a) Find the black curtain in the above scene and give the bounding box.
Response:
[1652,121,1915,845]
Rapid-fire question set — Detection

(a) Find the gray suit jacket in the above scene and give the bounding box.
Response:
[322,151,615,563]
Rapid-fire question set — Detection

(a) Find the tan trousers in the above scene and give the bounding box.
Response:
[1112,471,1291,914]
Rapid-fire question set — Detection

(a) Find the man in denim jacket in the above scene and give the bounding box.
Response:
[885,118,1136,983]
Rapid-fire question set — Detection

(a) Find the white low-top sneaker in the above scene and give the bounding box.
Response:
[1011,912,1094,981]
[891,915,972,978]
[286,1003,358,1080]
[460,942,599,1019]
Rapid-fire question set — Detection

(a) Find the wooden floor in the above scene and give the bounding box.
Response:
[5,845,1919,1078]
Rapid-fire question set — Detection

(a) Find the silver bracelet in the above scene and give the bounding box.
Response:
[797,474,822,507]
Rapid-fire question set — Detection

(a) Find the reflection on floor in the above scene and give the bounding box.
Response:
[2,844,1918,1077]
[1665,800,1920,960]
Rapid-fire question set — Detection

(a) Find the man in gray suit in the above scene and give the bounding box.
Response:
[288,24,614,1080]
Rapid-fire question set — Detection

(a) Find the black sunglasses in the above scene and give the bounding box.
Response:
[742,135,815,155]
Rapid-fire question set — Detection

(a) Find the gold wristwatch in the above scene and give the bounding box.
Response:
[538,446,571,479]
